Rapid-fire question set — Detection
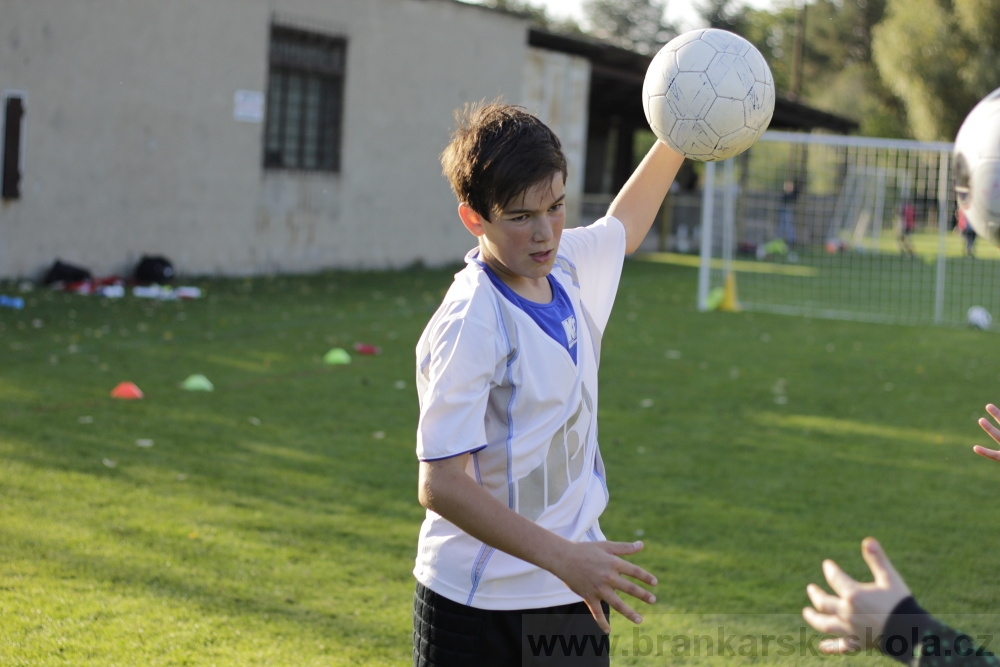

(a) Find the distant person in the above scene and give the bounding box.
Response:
[958,208,977,257]
[412,101,685,666]
[777,179,798,246]
[801,403,1000,665]
[899,201,917,257]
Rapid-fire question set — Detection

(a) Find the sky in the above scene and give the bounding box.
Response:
[532,0,778,33]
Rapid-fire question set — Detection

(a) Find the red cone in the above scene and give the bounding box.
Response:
[110,382,144,399]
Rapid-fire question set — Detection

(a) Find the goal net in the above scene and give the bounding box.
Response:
[685,130,1000,328]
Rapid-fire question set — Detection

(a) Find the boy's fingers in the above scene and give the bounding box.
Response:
[603,540,644,556]
[619,561,658,587]
[604,592,643,625]
[585,598,611,634]
[617,578,657,605]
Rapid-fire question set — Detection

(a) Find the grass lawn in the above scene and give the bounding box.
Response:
[2,260,999,665]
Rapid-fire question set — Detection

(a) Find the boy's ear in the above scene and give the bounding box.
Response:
[458,203,488,237]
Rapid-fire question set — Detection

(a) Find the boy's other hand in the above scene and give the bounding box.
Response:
[551,540,657,634]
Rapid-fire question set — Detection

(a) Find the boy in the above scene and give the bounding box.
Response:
[413,101,684,666]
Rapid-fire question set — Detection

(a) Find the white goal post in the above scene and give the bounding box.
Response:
[690,130,999,328]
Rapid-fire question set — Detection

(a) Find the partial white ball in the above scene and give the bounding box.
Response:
[642,29,775,162]
[954,87,1000,245]
[968,305,992,330]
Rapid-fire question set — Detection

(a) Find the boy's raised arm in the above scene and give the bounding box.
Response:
[607,140,686,255]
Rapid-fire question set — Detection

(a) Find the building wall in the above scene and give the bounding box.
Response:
[522,47,591,229]
[0,0,532,279]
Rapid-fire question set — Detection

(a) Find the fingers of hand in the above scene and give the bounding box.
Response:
[805,583,842,617]
[802,606,851,637]
[821,559,858,597]
[602,540,644,556]
[584,598,611,634]
[619,561,658,588]
[979,417,1000,443]
[974,445,1000,462]
[818,636,861,654]
[604,592,643,625]
[986,403,1000,422]
[860,538,894,587]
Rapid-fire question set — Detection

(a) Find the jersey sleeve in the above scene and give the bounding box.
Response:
[416,311,499,462]
[557,216,627,332]
[881,596,1000,667]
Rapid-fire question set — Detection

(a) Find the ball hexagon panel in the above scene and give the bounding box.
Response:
[668,119,721,159]
[674,39,719,72]
[715,126,760,160]
[700,28,747,54]
[706,52,755,99]
[644,94,677,140]
[665,71,715,120]
[705,97,747,137]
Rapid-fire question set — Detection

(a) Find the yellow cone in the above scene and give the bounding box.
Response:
[718,272,741,312]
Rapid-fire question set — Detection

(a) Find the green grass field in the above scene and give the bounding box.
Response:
[2,261,1000,665]
[696,232,1000,327]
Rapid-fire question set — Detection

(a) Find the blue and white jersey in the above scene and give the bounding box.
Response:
[413,216,627,610]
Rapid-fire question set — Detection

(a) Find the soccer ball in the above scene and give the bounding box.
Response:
[642,28,775,161]
[954,87,1000,245]
[968,305,992,330]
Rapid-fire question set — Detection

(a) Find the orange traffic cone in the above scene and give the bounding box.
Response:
[110,382,144,400]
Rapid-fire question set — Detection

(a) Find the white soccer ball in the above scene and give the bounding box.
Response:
[642,28,775,162]
[968,305,992,330]
[954,87,1000,245]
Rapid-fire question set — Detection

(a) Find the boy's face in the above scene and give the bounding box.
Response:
[460,172,566,292]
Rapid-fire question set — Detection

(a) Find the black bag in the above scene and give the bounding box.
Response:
[135,255,175,284]
[43,259,92,285]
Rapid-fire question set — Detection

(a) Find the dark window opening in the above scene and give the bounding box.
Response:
[2,93,25,200]
[264,25,346,173]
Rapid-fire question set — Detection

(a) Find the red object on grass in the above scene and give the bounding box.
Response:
[353,343,381,355]
[110,382,144,399]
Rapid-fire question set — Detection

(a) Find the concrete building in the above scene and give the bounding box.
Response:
[0,0,855,280]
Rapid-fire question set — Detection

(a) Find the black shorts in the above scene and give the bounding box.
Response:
[413,582,610,667]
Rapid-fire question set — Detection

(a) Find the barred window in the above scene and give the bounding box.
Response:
[264,25,346,172]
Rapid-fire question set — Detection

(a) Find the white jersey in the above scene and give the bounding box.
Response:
[413,216,627,610]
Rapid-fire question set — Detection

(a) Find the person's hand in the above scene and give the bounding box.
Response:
[802,537,911,654]
[549,540,657,633]
[975,403,1000,462]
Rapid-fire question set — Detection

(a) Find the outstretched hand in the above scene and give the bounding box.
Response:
[802,537,911,654]
[551,540,657,634]
[975,403,1000,462]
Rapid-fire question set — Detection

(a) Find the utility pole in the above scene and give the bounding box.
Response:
[790,0,807,100]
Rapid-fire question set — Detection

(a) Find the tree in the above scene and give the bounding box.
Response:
[873,0,1000,141]
[583,0,678,54]
[698,0,749,34]
[477,0,584,33]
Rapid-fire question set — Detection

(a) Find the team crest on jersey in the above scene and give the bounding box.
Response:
[562,315,578,349]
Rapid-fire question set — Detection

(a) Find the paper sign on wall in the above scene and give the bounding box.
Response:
[233,90,264,123]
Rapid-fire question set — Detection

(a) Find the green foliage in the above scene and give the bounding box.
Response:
[583,0,677,54]
[873,0,1000,141]
[2,265,1000,664]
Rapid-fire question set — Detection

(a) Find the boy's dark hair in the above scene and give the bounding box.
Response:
[440,101,567,220]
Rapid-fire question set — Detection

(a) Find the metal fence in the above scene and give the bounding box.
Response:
[678,130,1000,329]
